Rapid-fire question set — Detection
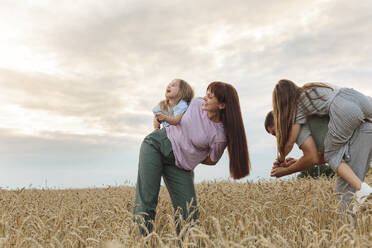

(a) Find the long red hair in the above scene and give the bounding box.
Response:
[207,82,250,179]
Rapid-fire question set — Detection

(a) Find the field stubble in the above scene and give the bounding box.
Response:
[0,174,371,248]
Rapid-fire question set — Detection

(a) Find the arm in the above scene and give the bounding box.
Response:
[153,116,160,130]
[271,135,320,177]
[155,113,184,126]
[278,123,301,161]
[164,113,184,125]
[201,156,217,166]
[318,152,325,164]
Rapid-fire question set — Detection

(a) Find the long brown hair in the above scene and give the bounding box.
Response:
[207,82,250,179]
[272,79,333,157]
[159,79,194,114]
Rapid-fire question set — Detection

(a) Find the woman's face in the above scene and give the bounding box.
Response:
[165,79,180,99]
[202,89,225,113]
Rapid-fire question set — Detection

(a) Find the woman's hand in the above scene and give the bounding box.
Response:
[202,156,217,165]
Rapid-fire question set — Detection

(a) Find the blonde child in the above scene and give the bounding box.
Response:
[152,79,194,129]
[272,79,372,211]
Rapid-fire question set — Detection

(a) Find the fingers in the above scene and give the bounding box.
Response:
[285,157,295,162]
[285,158,296,163]
[277,155,285,163]
[283,157,296,167]
[270,168,278,177]
[288,160,296,166]
[155,113,165,121]
[281,163,288,168]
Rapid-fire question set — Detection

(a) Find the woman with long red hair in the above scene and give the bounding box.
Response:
[133,81,250,235]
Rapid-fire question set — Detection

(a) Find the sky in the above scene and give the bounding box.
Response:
[0,0,371,189]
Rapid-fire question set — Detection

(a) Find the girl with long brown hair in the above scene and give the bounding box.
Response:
[272,79,372,212]
[134,81,250,235]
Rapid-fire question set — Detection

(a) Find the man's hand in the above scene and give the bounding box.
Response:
[271,157,297,177]
[284,157,296,167]
[273,157,297,168]
[271,166,288,178]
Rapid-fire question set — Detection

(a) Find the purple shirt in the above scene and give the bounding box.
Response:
[166,97,227,170]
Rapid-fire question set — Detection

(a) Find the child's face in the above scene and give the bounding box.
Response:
[165,79,180,99]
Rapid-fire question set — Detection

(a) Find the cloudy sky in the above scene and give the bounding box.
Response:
[1,0,371,189]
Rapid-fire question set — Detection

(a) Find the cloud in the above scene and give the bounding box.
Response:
[0,128,141,188]
[0,0,371,188]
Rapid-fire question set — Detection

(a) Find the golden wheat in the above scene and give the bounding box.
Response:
[0,174,371,248]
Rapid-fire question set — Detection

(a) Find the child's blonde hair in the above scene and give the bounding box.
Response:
[159,79,194,114]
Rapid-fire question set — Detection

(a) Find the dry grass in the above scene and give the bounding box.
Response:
[0,174,371,248]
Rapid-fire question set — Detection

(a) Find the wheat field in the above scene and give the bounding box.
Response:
[0,173,371,248]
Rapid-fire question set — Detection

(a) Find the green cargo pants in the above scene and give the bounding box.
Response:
[133,128,198,235]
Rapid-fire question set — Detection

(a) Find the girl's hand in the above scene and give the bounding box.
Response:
[155,113,167,122]
[153,116,160,130]
[277,155,286,164]
[273,159,281,168]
